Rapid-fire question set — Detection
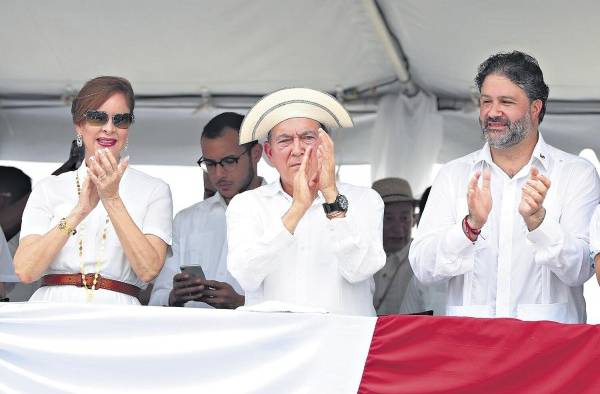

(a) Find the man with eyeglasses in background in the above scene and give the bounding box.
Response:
[150,112,264,308]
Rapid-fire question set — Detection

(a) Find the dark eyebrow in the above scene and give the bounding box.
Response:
[480,94,517,101]
[203,153,240,161]
[275,133,293,141]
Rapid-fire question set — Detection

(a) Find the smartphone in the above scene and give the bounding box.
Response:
[180,265,206,280]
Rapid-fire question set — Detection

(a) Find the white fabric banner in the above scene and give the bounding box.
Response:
[370,92,443,195]
[0,303,376,394]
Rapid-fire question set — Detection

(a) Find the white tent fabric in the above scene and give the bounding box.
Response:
[370,92,442,194]
[1,1,599,179]
[0,0,393,96]
[380,0,600,100]
[0,303,376,394]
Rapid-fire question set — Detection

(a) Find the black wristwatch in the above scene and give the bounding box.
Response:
[322,194,349,214]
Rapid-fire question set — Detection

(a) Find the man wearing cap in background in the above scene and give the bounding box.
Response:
[226,88,386,316]
[150,112,263,309]
[371,177,422,315]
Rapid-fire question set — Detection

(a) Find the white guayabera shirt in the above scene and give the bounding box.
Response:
[0,225,17,283]
[409,135,600,324]
[150,192,243,308]
[590,206,600,265]
[226,180,386,317]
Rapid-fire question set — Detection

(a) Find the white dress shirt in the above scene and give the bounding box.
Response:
[0,225,17,283]
[590,206,600,260]
[399,276,448,316]
[20,164,173,304]
[150,193,243,307]
[226,180,386,316]
[373,243,415,315]
[409,135,600,323]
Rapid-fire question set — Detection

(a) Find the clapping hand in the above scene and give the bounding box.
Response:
[316,128,338,201]
[519,166,551,231]
[466,168,492,229]
[87,148,128,201]
[76,176,100,217]
[292,145,320,210]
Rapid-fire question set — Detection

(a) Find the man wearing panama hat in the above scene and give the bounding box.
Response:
[371,177,422,315]
[226,88,386,316]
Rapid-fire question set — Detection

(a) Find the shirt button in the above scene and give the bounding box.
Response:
[382,274,387,278]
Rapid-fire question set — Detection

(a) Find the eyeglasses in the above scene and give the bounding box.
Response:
[273,132,318,149]
[83,110,135,129]
[197,148,250,172]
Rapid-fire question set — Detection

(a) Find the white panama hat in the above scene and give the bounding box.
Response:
[239,88,354,144]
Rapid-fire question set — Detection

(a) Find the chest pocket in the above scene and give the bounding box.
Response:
[537,163,563,223]
[542,186,562,224]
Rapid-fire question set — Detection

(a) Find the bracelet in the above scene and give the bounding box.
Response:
[326,211,345,220]
[590,250,599,270]
[57,217,77,236]
[462,215,481,242]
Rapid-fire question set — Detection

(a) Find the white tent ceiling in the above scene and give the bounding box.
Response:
[381,0,600,100]
[1,0,599,169]
[0,0,393,95]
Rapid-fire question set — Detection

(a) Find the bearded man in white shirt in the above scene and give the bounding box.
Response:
[150,112,263,308]
[409,51,600,324]
[226,88,386,316]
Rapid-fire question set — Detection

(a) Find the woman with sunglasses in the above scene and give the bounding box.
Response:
[14,76,172,304]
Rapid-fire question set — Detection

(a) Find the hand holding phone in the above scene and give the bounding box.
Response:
[168,265,207,306]
[180,265,206,280]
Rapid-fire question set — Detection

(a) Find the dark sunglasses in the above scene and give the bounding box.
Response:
[84,110,135,129]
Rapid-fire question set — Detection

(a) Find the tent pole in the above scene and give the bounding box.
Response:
[362,0,419,97]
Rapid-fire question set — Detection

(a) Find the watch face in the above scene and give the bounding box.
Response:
[337,194,349,210]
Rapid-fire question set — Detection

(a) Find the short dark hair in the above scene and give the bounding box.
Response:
[201,112,256,148]
[71,76,135,124]
[475,51,549,123]
[0,166,31,203]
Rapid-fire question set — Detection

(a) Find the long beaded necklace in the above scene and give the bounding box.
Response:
[76,172,110,301]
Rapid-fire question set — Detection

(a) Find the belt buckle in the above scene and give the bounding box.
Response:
[81,273,102,290]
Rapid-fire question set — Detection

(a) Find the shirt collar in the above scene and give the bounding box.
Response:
[212,177,268,207]
[209,192,228,209]
[529,133,551,172]
[472,132,550,173]
[261,178,288,198]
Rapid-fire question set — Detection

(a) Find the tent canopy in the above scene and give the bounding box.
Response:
[1,0,599,181]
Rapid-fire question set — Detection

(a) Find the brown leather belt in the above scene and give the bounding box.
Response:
[41,274,141,298]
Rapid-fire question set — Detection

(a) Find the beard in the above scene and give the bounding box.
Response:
[237,164,256,195]
[480,111,531,149]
